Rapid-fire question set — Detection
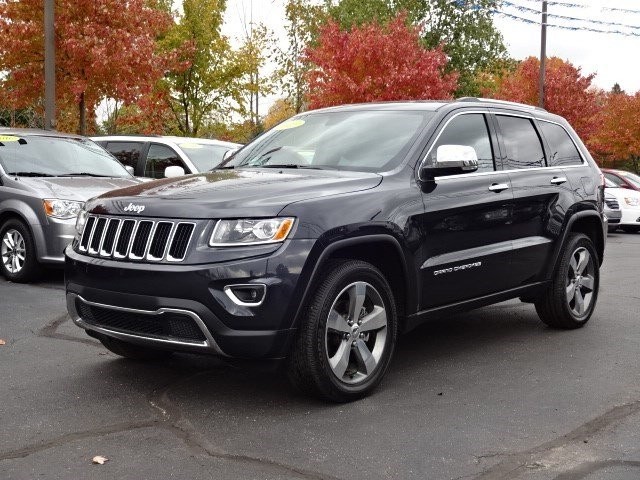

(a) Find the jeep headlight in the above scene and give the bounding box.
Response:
[624,197,640,207]
[43,199,84,220]
[210,218,295,246]
[75,209,88,234]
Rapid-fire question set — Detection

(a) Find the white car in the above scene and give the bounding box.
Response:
[605,178,640,233]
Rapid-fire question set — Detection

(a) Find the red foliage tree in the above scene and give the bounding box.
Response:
[0,0,176,134]
[487,56,600,142]
[304,13,458,110]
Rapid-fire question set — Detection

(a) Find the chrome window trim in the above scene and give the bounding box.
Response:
[433,163,589,182]
[166,222,197,262]
[223,284,267,307]
[418,110,492,180]
[67,293,227,356]
[536,117,587,166]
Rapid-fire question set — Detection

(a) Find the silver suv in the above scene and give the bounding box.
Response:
[93,136,241,179]
[0,129,139,282]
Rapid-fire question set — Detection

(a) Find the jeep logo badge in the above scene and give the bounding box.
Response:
[123,203,145,214]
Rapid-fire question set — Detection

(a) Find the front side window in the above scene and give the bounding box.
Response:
[105,142,143,170]
[231,110,434,173]
[0,135,131,177]
[145,144,186,179]
[538,121,583,166]
[496,115,546,169]
[428,113,495,173]
[604,173,625,187]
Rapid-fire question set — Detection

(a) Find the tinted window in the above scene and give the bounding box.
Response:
[145,144,185,179]
[619,171,640,188]
[496,116,545,169]
[233,110,434,173]
[539,121,583,166]
[429,114,494,172]
[0,136,130,177]
[105,142,143,170]
[604,173,624,187]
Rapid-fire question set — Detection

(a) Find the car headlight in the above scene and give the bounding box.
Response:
[75,209,88,235]
[624,197,640,207]
[43,199,84,220]
[210,218,295,246]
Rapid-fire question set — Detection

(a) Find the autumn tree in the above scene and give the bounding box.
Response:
[0,0,175,135]
[305,14,458,109]
[264,99,296,130]
[488,57,600,142]
[592,93,640,172]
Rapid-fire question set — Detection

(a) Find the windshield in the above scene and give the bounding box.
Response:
[620,171,640,188]
[178,142,233,172]
[0,135,131,177]
[231,110,434,173]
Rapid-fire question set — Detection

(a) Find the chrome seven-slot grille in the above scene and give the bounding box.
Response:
[78,215,195,262]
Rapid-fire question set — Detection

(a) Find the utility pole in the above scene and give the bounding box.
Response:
[538,0,548,109]
[44,0,56,130]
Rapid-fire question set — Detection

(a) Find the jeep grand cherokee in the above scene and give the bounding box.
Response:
[65,98,605,402]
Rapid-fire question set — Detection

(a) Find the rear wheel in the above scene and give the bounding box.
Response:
[99,335,173,361]
[534,233,599,329]
[0,219,42,283]
[287,260,397,402]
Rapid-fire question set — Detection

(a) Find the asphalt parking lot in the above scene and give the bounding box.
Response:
[1,233,640,480]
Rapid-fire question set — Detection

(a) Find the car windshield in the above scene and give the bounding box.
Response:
[0,135,131,177]
[619,171,640,188]
[231,110,434,173]
[178,142,233,172]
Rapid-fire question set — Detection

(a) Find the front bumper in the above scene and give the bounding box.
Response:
[65,238,317,359]
[620,206,640,225]
[34,217,76,264]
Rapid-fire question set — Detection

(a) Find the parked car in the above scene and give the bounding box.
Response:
[604,190,622,233]
[604,177,640,233]
[67,98,605,402]
[0,129,139,282]
[602,168,640,192]
[92,136,241,179]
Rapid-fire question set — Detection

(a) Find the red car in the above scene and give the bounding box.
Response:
[602,168,640,192]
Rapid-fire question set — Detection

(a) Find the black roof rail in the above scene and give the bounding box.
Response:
[456,97,547,112]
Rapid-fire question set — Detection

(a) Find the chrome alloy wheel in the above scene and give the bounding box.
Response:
[566,247,595,317]
[324,281,388,384]
[1,229,26,274]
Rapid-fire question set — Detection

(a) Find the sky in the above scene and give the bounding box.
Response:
[222,0,640,114]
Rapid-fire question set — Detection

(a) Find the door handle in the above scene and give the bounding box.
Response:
[488,183,510,193]
[550,176,567,185]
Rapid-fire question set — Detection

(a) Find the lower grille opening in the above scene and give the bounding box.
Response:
[76,300,207,343]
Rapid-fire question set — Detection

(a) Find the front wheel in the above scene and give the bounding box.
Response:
[534,233,599,329]
[288,260,398,402]
[0,218,42,283]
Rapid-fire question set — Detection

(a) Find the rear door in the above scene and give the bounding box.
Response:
[492,111,575,286]
[104,141,148,176]
[418,110,515,308]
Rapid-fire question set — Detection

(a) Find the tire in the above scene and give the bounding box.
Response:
[0,218,42,283]
[621,226,640,233]
[534,233,599,329]
[99,335,173,361]
[287,260,398,402]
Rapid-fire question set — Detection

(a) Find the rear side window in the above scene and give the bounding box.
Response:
[538,121,583,166]
[105,142,143,170]
[496,115,545,169]
[429,114,495,172]
[145,144,186,179]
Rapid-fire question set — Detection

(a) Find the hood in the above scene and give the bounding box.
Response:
[17,177,140,202]
[86,168,383,218]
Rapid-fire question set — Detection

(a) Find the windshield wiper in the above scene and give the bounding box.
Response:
[6,171,55,177]
[63,173,111,177]
[258,164,322,170]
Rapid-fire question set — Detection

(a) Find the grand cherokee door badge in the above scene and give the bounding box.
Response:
[434,261,482,276]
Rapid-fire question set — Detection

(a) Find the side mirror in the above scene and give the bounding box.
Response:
[124,165,135,176]
[164,166,185,178]
[420,145,479,181]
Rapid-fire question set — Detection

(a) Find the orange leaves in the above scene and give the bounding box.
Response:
[304,13,458,110]
[591,92,640,164]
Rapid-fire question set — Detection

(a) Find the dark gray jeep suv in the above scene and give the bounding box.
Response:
[0,129,138,282]
[65,99,606,402]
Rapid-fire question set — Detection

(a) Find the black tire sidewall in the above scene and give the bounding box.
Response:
[311,261,397,397]
[0,219,40,282]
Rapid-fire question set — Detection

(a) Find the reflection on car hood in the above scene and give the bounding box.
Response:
[87,169,383,218]
[18,177,140,202]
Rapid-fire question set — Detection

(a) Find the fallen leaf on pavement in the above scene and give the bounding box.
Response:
[92,456,108,465]
[0,339,6,346]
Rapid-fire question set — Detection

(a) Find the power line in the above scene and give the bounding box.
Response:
[515,0,640,15]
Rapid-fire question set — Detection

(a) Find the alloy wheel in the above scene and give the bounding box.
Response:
[566,247,595,317]
[324,281,388,384]
[1,229,27,274]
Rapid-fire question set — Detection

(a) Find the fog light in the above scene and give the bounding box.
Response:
[223,284,266,306]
